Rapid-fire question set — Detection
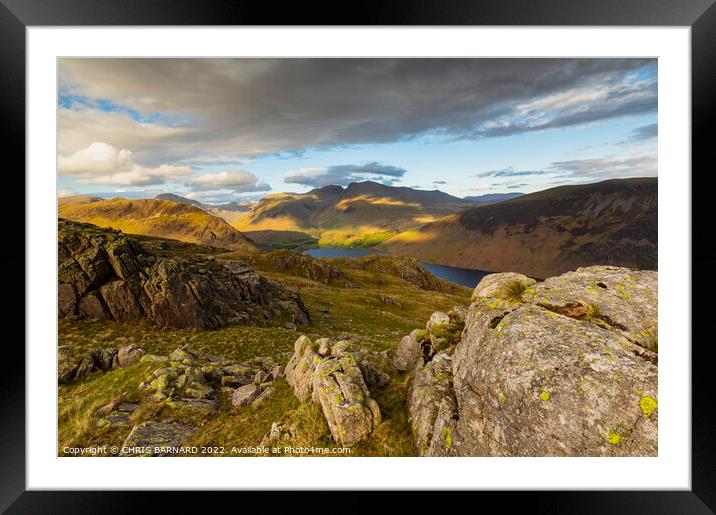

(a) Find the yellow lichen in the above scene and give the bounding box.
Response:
[539,391,550,401]
[606,427,623,445]
[639,396,658,417]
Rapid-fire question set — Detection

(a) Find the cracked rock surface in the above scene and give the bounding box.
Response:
[285,336,381,445]
[58,219,310,329]
[404,266,658,456]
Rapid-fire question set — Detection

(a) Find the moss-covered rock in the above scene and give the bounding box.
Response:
[285,335,381,445]
[405,266,658,457]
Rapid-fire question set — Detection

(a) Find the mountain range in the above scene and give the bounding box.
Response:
[378,178,657,277]
[232,181,475,248]
[58,178,657,278]
[154,193,254,225]
[463,192,525,204]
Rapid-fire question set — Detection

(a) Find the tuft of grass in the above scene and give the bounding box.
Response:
[501,280,528,303]
[582,302,603,321]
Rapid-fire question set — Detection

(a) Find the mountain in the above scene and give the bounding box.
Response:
[155,193,204,207]
[379,178,657,278]
[234,181,475,248]
[463,192,525,204]
[58,196,257,252]
[154,193,254,225]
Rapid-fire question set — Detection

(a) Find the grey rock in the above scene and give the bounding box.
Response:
[115,344,144,367]
[317,338,332,357]
[410,267,659,457]
[58,219,311,329]
[232,384,262,407]
[119,420,196,456]
[426,311,450,331]
[285,335,380,445]
[407,353,458,456]
[393,329,421,372]
[358,360,391,390]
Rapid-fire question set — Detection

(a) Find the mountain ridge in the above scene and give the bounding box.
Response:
[59,196,257,252]
[378,177,657,278]
[234,180,475,248]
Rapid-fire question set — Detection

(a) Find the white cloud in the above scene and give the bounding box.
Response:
[57,188,77,198]
[58,142,193,186]
[189,169,271,192]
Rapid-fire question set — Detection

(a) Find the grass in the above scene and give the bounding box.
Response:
[501,279,528,303]
[582,302,603,322]
[58,250,471,457]
[58,360,159,453]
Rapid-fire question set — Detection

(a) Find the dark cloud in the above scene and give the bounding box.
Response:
[432,180,447,185]
[59,58,657,165]
[283,162,406,187]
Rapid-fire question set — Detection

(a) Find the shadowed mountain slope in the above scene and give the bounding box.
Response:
[379,178,657,278]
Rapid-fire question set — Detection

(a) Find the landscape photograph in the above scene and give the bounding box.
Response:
[57,58,658,457]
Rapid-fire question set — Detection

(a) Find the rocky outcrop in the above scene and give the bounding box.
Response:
[404,266,658,457]
[285,336,381,445]
[248,250,348,285]
[58,219,310,329]
[140,345,282,412]
[58,344,145,383]
[393,308,466,372]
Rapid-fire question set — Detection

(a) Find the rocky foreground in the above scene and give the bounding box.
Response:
[59,264,657,457]
[397,265,658,456]
[58,219,309,329]
[268,265,658,455]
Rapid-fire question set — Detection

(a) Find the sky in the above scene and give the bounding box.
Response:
[57,58,657,203]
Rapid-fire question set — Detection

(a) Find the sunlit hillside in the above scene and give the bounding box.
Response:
[59,196,257,252]
[233,181,474,248]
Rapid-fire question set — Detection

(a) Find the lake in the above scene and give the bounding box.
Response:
[303,248,491,289]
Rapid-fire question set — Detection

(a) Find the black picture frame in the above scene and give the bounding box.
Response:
[2,1,714,512]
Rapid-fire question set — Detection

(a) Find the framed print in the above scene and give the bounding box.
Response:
[2,0,715,512]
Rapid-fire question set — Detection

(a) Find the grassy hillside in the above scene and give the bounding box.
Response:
[58,230,471,457]
[379,178,657,278]
[233,181,474,249]
[59,196,257,252]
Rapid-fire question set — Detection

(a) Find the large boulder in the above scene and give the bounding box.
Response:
[393,329,421,372]
[285,336,381,445]
[58,219,310,329]
[405,266,658,457]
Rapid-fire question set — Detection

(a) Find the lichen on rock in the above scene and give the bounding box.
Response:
[285,336,381,445]
[401,266,658,457]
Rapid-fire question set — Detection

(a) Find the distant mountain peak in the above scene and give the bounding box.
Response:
[155,193,204,207]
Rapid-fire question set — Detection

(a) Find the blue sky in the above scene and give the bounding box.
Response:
[57,58,657,203]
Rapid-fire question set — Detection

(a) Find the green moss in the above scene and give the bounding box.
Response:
[639,396,658,417]
[441,426,452,449]
[414,329,430,343]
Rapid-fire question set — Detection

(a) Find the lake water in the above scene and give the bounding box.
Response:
[303,248,491,289]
